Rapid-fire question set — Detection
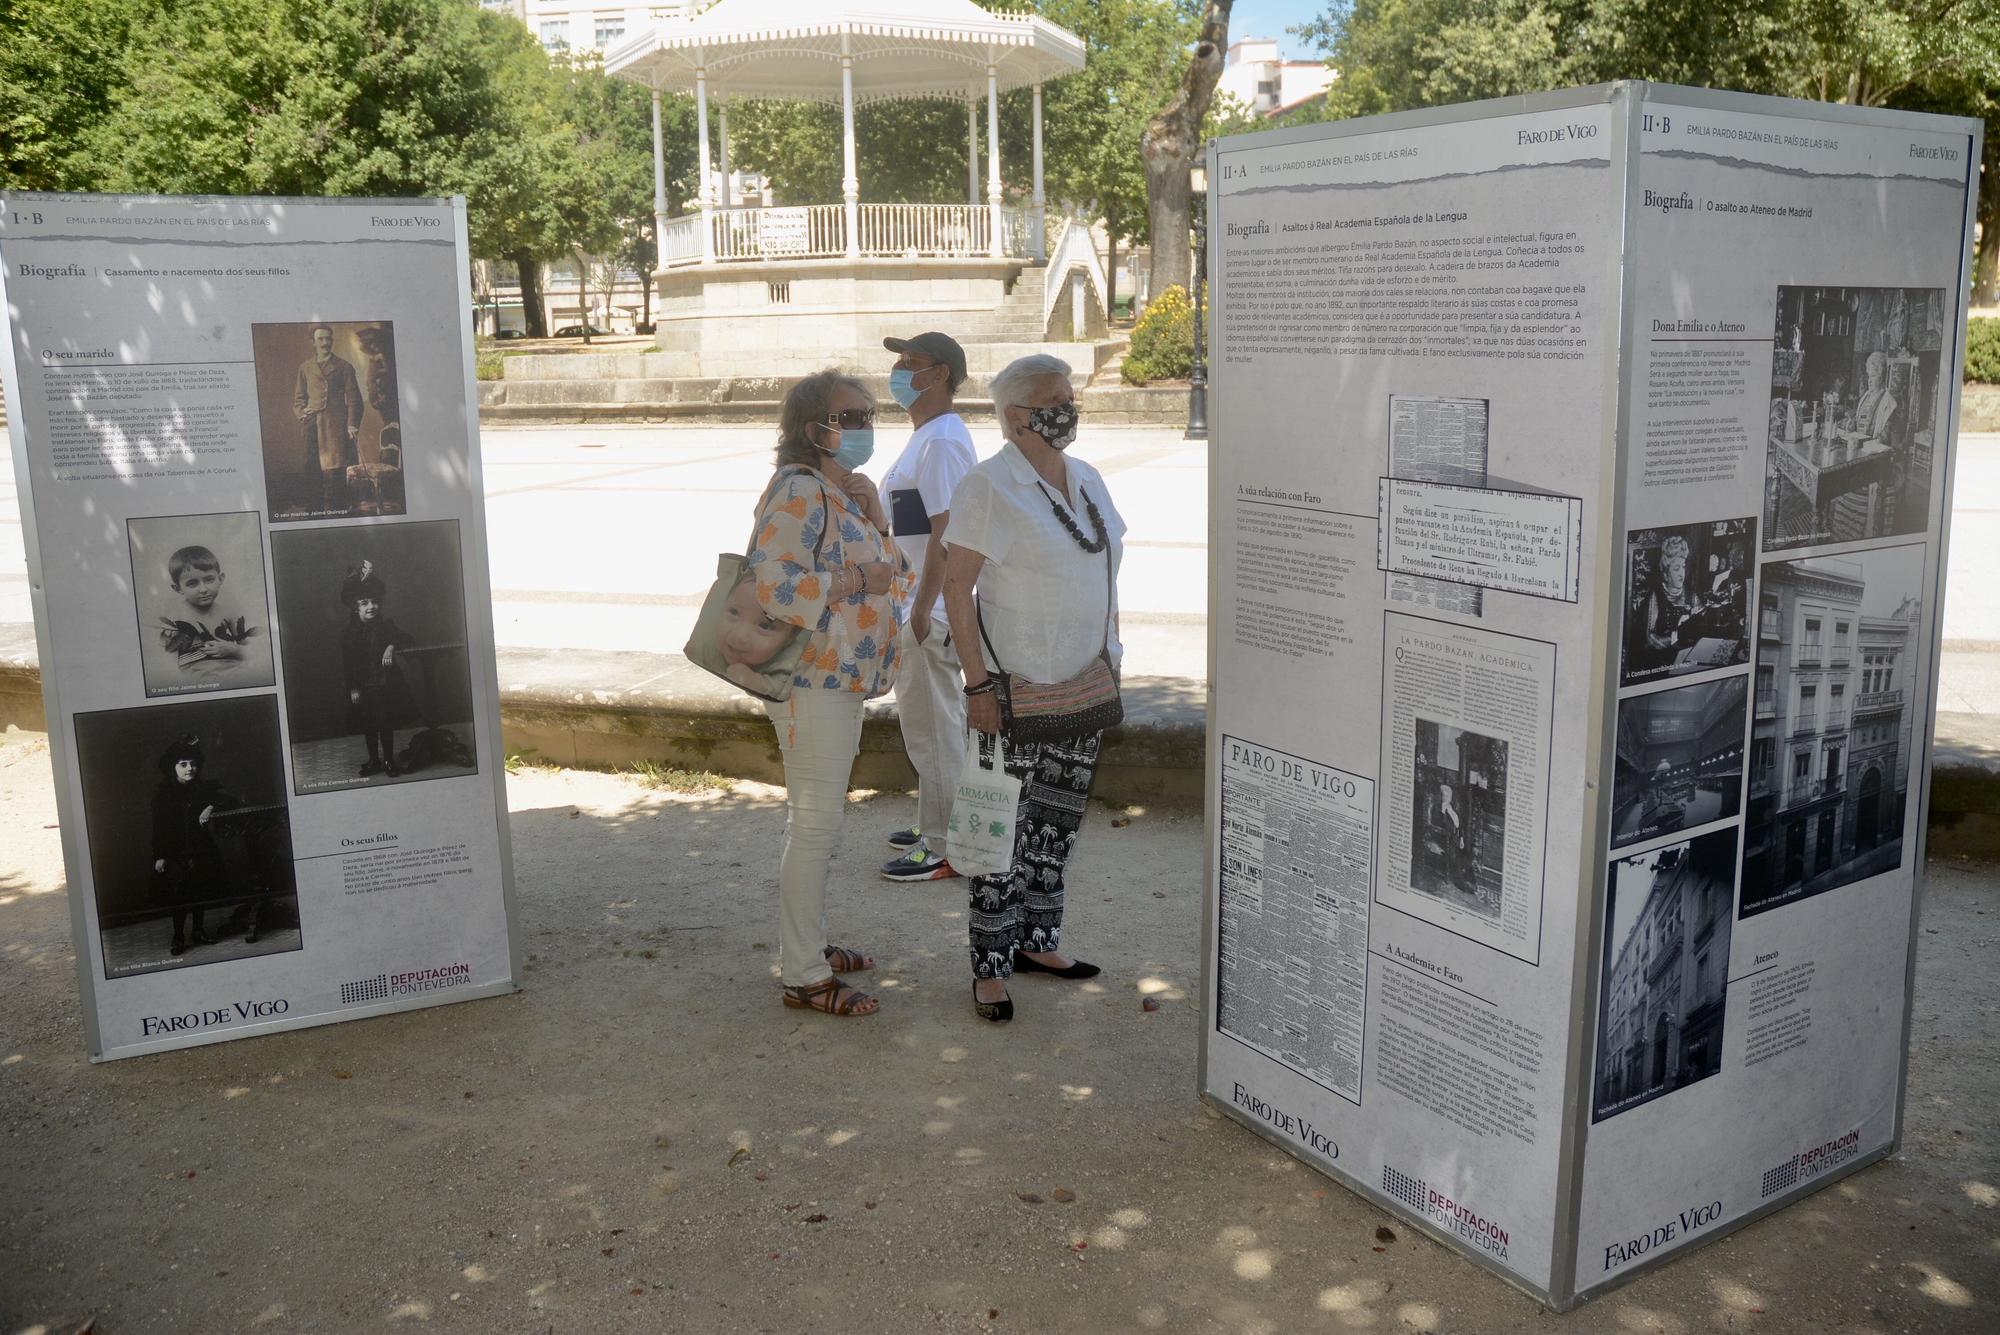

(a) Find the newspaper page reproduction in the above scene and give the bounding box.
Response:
[0,194,519,1060]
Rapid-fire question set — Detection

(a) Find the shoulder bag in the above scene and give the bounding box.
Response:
[684,467,830,703]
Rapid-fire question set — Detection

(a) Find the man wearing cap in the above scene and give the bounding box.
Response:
[878,332,978,881]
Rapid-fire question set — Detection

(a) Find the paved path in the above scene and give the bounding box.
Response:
[3,424,1996,704]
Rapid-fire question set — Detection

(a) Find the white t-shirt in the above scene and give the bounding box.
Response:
[946,441,1125,685]
[880,411,977,621]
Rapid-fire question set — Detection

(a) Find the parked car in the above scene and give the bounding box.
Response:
[493,329,528,341]
[553,324,608,338]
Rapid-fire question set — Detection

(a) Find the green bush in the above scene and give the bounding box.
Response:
[475,343,505,382]
[1122,284,1195,384]
[1967,317,2000,384]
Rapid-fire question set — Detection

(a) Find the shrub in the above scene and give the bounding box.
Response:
[1122,284,1196,384]
[1967,317,2000,384]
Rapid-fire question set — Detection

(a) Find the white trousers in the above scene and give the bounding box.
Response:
[765,688,866,987]
[894,622,967,847]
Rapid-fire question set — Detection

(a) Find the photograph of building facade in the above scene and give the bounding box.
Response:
[1592,828,1737,1122]
[1611,677,1746,847]
[1741,547,1922,916]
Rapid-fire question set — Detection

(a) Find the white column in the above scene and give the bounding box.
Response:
[695,62,715,263]
[717,103,733,209]
[841,37,860,258]
[967,98,979,206]
[985,58,1002,258]
[650,88,667,263]
[1031,83,1046,261]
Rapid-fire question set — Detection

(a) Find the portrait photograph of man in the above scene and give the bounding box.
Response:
[251,320,405,521]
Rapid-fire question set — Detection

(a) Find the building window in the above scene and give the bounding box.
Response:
[1793,750,1810,780]
[1824,745,1841,782]
[1799,684,1816,731]
[595,17,625,46]
[1802,617,1822,657]
[1835,620,1851,654]
[1756,665,1775,715]
[1830,682,1844,728]
[539,20,566,48]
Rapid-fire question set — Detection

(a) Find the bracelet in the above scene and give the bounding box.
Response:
[963,679,998,697]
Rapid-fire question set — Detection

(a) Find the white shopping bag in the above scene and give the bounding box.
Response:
[946,733,1021,879]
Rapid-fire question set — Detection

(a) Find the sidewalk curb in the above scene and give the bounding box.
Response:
[7,631,1998,850]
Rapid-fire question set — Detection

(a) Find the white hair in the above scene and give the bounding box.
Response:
[989,354,1073,417]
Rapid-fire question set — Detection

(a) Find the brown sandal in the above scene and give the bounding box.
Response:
[782,977,879,1016]
[822,944,874,973]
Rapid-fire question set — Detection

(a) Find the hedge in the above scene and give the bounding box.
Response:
[1967,317,2000,384]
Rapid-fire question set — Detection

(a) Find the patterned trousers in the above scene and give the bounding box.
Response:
[967,730,1102,980]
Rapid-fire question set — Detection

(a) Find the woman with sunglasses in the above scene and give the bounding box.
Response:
[746,370,911,1017]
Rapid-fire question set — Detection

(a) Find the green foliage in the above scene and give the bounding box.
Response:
[1967,319,2000,384]
[1122,284,1196,383]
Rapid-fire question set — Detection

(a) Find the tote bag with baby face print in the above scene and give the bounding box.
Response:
[684,470,828,702]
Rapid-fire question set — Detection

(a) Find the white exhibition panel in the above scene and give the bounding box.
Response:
[1199,84,1979,1307]
[1,195,520,1060]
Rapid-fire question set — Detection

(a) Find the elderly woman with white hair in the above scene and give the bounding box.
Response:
[942,354,1127,1023]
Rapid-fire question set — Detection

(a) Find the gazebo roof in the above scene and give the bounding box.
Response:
[605,0,1087,105]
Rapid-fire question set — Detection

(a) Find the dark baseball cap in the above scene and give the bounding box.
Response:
[883,331,967,389]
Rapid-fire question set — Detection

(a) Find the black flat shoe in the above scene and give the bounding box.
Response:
[1012,950,1100,980]
[973,983,1013,1023]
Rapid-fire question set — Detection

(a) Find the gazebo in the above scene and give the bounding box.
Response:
[604,0,1100,379]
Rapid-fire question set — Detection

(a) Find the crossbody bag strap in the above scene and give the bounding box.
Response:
[747,466,832,567]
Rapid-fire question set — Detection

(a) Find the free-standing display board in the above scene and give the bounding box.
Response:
[1,195,520,1060]
[1199,84,1979,1307]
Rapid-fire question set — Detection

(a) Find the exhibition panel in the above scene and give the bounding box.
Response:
[1199,84,1979,1307]
[0,195,521,1060]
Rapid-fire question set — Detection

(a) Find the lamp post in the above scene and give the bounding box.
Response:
[1186,157,1210,441]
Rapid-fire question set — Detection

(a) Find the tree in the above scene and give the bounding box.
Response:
[1141,1,1233,300]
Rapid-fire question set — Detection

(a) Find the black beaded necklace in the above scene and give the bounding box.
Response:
[1036,480,1108,554]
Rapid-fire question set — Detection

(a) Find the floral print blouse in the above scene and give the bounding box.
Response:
[748,465,912,697]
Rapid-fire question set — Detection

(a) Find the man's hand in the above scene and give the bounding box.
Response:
[911,607,932,645]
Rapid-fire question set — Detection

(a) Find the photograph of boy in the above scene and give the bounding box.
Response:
[73,696,301,979]
[251,320,406,522]
[127,512,274,697]
[272,521,479,794]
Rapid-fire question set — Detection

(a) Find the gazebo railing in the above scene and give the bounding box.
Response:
[657,202,1048,269]
[859,203,990,256]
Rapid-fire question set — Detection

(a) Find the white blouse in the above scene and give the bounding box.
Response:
[947,441,1126,684]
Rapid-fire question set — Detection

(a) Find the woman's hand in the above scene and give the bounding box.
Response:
[967,688,1002,736]
[857,561,892,596]
[841,472,888,532]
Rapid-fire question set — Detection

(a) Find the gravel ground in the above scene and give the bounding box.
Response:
[1,725,1994,1334]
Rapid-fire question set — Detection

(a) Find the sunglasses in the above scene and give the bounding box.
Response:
[824,408,876,430]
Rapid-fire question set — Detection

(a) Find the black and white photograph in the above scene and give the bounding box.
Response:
[73,696,300,979]
[1592,827,1736,1123]
[271,520,478,794]
[252,320,404,522]
[1741,542,1925,916]
[1409,718,1507,920]
[127,512,275,697]
[1611,678,1747,848]
[1620,517,1754,687]
[1764,285,1945,551]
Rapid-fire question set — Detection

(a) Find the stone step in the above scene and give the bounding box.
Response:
[503,339,1117,384]
[477,378,1191,427]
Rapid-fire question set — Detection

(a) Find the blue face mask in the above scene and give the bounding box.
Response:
[824,426,875,469]
[887,367,924,409]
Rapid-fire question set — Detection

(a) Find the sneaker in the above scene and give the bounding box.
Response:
[880,847,958,881]
[886,826,923,851]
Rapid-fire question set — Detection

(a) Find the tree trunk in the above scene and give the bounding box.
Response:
[1106,231,1120,320]
[571,249,594,345]
[514,250,548,338]
[1141,1,1232,301]
[1974,129,2000,307]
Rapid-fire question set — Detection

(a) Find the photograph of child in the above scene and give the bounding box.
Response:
[251,320,405,522]
[272,521,478,794]
[74,696,301,979]
[127,512,274,697]
[717,569,796,693]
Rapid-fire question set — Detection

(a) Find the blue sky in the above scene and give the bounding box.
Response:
[1226,0,1333,61]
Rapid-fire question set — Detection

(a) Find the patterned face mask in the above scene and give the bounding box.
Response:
[1023,401,1080,451]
